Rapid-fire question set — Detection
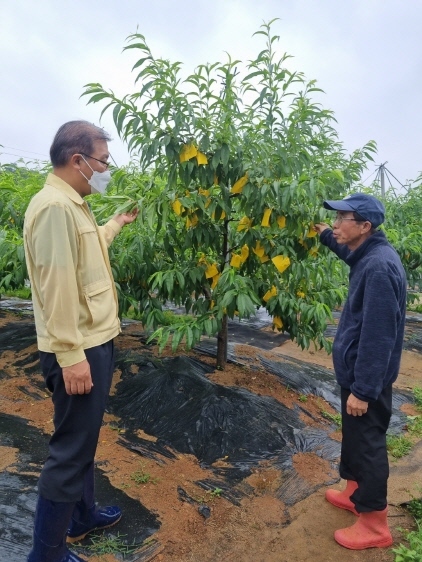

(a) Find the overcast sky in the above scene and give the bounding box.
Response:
[1,0,421,189]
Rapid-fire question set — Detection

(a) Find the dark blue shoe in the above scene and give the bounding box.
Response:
[67,505,122,543]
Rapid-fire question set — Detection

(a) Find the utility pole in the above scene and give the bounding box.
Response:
[373,162,387,197]
[379,162,387,198]
[371,163,404,197]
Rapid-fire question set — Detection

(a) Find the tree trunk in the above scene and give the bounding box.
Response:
[216,217,230,370]
[216,313,228,369]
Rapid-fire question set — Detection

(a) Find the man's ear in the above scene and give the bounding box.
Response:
[362,221,372,233]
[70,154,82,169]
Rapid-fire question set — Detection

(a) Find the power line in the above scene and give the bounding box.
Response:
[0,151,47,160]
[383,167,405,189]
[1,145,49,157]
[361,168,378,185]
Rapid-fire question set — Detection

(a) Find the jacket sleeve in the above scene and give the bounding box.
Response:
[319,229,351,262]
[97,219,122,247]
[350,268,401,401]
[30,203,85,367]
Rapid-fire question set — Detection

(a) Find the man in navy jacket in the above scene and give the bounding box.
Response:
[314,193,406,550]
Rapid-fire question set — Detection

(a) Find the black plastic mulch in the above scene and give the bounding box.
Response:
[0,412,161,562]
[403,314,422,353]
[259,355,412,435]
[111,354,309,466]
[0,301,419,553]
[109,349,412,508]
[110,350,343,508]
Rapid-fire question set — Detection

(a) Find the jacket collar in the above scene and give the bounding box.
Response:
[45,173,85,205]
[346,230,389,267]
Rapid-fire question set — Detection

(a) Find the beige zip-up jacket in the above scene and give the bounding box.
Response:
[24,173,121,367]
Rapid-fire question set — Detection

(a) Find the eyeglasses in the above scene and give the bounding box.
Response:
[333,214,359,224]
[80,153,110,169]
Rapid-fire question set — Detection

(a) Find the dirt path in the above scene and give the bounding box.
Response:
[0,309,421,562]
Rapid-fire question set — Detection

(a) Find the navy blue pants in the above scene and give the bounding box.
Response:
[339,385,392,512]
[38,340,115,502]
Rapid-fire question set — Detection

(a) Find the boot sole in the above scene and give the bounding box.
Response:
[334,533,393,550]
[67,515,122,543]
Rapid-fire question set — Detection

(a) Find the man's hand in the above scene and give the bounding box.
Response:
[314,222,331,235]
[347,394,369,416]
[63,359,93,395]
[113,208,139,227]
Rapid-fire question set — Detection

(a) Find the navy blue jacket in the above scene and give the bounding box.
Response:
[320,229,407,401]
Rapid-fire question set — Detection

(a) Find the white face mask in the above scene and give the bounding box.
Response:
[79,156,111,195]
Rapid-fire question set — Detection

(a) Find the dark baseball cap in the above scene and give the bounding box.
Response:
[323,193,385,228]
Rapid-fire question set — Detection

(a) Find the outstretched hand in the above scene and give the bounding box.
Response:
[113,208,139,227]
[313,222,331,235]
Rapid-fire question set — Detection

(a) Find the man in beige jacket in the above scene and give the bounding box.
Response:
[24,120,138,562]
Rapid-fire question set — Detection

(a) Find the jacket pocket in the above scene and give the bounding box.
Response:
[83,280,112,328]
[343,339,357,372]
[79,224,97,235]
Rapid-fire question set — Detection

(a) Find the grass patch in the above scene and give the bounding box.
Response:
[387,435,413,459]
[123,307,192,325]
[392,522,422,561]
[387,387,422,459]
[192,487,224,504]
[407,497,422,521]
[408,415,422,438]
[413,387,422,409]
[162,310,192,325]
[1,287,31,299]
[392,496,422,561]
[130,463,158,485]
[208,487,223,498]
[75,532,147,555]
[407,291,422,314]
[390,390,422,560]
[320,410,342,427]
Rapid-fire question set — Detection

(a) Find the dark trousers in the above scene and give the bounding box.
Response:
[38,340,115,502]
[339,385,392,512]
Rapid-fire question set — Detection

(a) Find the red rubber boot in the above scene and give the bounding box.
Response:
[334,507,393,549]
[325,480,359,515]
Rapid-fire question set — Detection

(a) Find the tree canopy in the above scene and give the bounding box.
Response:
[81,20,380,366]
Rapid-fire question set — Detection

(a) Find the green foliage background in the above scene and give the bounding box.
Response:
[0,162,49,291]
[1,20,421,358]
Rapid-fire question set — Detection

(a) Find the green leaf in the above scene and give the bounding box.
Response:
[164,271,174,296]
[211,150,220,170]
[171,327,184,352]
[185,326,194,349]
[221,144,230,167]
[175,271,185,290]
[87,92,111,104]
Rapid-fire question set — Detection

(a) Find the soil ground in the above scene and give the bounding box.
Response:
[1,309,421,562]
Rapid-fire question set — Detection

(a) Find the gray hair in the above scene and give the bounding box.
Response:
[50,120,111,167]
